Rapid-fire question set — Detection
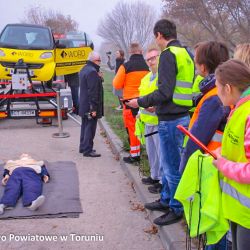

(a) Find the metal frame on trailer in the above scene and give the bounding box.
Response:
[0,59,67,124]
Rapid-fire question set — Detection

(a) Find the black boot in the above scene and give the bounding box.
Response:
[153,209,182,226]
[141,176,159,185]
[144,199,169,212]
[148,183,162,194]
[123,156,140,164]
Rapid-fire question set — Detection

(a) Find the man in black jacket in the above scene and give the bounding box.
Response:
[127,19,194,225]
[79,52,104,157]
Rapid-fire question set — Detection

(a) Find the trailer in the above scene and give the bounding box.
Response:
[0,24,93,124]
[0,61,69,124]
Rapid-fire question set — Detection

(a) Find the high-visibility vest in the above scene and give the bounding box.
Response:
[138,72,158,125]
[175,150,229,245]
[192,74,203,98]
[189,75,204,114]
[220,93,250,229]
[135,118,145,145]
[164,46,195,107]
[185,87,223,150]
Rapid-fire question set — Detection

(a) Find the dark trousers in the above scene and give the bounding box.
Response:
[1,167,42,207]
[69,85,79,114]
[80,116,97,154]
[231,222,250,250]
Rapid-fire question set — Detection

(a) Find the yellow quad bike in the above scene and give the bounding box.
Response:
[0,23,93,84]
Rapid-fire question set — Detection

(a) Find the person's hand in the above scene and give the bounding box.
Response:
[98,71,104,82]
[98,71,104,78]
[2,175,9,186]
[146,107,155,113]
[91,111,97,117]
[126,99,139,108]
[43,175,49,183]
[212,147,222,168]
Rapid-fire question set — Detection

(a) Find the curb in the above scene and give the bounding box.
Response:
[98,117,195,250]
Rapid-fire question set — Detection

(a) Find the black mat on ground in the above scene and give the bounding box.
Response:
[0,161,83,219]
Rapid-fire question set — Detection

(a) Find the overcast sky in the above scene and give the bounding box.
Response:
[0,0,163,49]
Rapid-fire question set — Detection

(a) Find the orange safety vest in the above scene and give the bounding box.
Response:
[189,87,223,150]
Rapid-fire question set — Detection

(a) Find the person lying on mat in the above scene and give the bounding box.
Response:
[0,154,49,215]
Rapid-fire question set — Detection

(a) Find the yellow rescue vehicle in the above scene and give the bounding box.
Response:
[0,23,93,82]
[0,23,93,121]
[54,31,94,76]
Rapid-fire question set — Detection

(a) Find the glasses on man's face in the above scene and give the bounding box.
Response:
[95,59,101,62]
[146,55,158,63]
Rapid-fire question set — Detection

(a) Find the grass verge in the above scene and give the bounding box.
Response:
[103,70,150,176]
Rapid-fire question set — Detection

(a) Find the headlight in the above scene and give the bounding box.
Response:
[40,52,53,59]
[0,49,5,57]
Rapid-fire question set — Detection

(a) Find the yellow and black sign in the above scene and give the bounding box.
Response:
[55,47,92,76]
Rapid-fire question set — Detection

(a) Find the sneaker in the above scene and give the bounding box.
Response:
[144,199,169,212]
[5,206,14,210]
[141,176,159,185]
[153,209,182,226]
[28,195,45,211]
[123,156,140,164]
[148,183,162,194]
[0,204,6,215]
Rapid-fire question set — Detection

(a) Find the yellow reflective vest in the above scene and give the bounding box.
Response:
[220,92,250,229]
[189,74,203,114]
[164,46,195,107]
[138,72,158,125]
[192,74,203,98]
[135,118,145,145]
[175,150,229,245]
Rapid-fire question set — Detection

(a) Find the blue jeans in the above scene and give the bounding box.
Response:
[159,115,190,215]
[205,234,228,250]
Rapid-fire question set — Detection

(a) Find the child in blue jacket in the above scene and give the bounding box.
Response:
[179,41,230,173]
[0,154,49,214]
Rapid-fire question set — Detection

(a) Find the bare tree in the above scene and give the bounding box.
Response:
[98,1,156,56]
[162,0,250,51]
[21,5,78,33]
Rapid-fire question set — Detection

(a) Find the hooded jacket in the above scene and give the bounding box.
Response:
[179,74,230,173]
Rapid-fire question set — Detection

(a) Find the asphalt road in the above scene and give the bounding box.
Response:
[0,117,164,250]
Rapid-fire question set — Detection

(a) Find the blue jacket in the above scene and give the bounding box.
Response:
[3,165,49,181]
[179,75,230,173]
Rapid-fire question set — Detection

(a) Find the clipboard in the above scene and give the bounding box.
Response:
[177,125,217,159]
